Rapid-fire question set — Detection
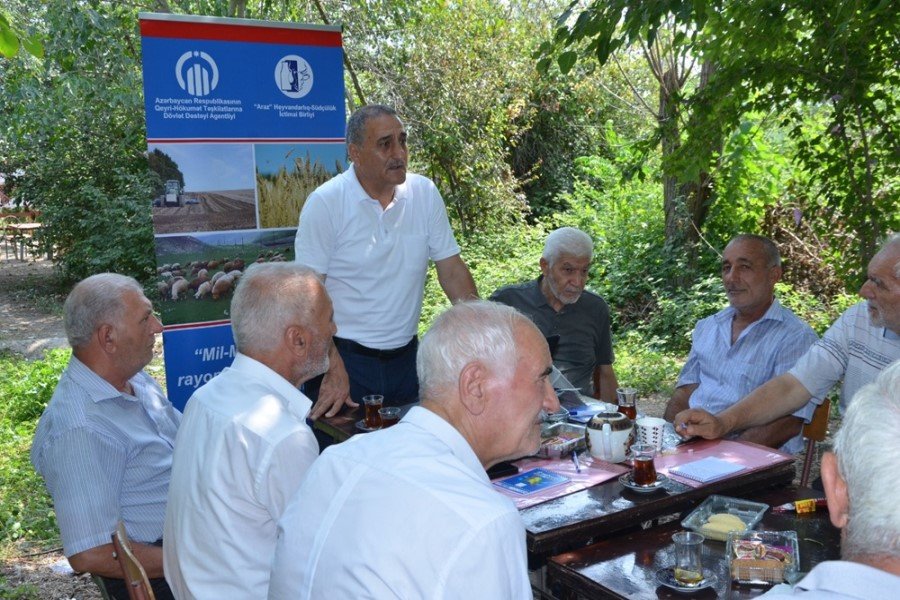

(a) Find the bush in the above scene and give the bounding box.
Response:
[420,225,547,333]
[613,330,684,397]
[0,349,69,550]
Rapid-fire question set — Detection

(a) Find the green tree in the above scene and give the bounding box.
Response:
[539,0,899,285]
[0,1,155,282]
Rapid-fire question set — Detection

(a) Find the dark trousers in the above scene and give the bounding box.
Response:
[304,336,419,406]
[102,576,174,600]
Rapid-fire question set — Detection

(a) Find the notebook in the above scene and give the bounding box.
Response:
[493,468,570,495]
[668,456,746,483]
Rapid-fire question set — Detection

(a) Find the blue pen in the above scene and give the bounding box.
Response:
[571,452,582,473]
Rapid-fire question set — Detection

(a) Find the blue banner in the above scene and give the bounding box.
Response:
[140,13,347,410]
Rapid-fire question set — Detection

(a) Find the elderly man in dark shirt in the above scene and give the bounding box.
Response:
[491,227,618,401]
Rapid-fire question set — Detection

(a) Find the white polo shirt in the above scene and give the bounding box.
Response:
[295,164,461,349]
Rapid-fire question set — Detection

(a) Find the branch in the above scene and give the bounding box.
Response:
[612,52,657,116]
[311,0,367,107]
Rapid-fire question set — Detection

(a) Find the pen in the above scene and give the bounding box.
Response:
[571,451,582,473]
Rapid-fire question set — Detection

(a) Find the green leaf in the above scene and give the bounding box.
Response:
[536,56,551,75]
[557,50,578,74]
[21,33,44,58]
[0,20,20,58]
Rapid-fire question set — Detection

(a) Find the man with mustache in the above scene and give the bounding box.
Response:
[664,235,820,452]
[490,227,618,401]
[295,104,477,419]
[268,301,559,599]
[675,233,900,448]
[163,263,332,598]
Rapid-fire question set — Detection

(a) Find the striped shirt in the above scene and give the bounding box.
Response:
[677,300,820,454]
[790,301,900,412]
[30,356,180,556]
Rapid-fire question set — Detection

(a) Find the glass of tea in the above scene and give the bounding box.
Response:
[616,387,638,420]
[378,406,401,428]
[362,395,384,429]
[630,443,658,486]
[672,531,705,586]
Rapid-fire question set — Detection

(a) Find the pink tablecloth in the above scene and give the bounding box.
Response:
[657,438,794,488]
[495,438,794,509]
[496,455,628,509]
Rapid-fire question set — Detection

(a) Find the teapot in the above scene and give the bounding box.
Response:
[585,411,634,463]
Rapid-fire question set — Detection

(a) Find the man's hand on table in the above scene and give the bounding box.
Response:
[308,345,358,420]
[673,408,729,440]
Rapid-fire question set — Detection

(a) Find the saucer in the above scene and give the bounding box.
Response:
[355,419,380,433]
[618,473,668,493]
[655,567,717,593]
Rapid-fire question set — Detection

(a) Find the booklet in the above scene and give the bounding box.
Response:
[669,456,746,483]
[493,468,570,495]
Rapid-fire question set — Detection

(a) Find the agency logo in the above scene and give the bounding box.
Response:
[175,51,219,97]
[275,55,313,99]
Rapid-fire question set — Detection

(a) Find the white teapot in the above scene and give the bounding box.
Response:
[585,411,634,463]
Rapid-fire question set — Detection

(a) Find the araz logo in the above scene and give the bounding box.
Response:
[275,55,313,99]
[175,51,219,97]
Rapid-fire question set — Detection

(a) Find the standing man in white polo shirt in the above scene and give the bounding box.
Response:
[295,104,478,418]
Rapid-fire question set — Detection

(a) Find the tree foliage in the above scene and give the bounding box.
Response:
[1,1,155,282]
[539,0,899,285]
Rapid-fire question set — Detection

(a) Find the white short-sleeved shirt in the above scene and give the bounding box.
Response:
[30,357,180,557]
[789,302,900,411]
[268,406,532,600]
[295,164,461,349]
[163,353,318,599]
[677,300,820,453]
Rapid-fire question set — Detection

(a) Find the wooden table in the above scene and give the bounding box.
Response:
[313,403,415,443]
[521,443,796,561]
[5,222,42,260]
[547,486,837,599]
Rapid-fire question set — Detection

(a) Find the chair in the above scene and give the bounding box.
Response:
[799,399,830,488]
[111,521,157,600]
[1,215,20,259]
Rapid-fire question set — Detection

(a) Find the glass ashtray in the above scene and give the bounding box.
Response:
[727,530,799,585]
[682,494,769,541]
[536,423,585,459]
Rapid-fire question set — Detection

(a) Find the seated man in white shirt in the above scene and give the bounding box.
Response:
[163,263,333,598]
[763,361,900,599]
[268,300,560,599]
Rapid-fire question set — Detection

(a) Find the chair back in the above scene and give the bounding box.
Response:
[799,400,830,487]
[111,522,157,600]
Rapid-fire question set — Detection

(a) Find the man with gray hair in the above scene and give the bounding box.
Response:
[163,263,333,598]
[677,233,900,444]
[664,234,820,452]
[296,104,478,420]
[491,226,618,400]
[31,273,178,600]
[268,301,559,599]
[763,360,900,599]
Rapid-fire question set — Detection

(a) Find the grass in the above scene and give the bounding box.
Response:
[0,349,70,559]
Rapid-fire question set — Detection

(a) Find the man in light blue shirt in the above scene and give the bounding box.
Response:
[664,235,818,453]
[31,273,179,600]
